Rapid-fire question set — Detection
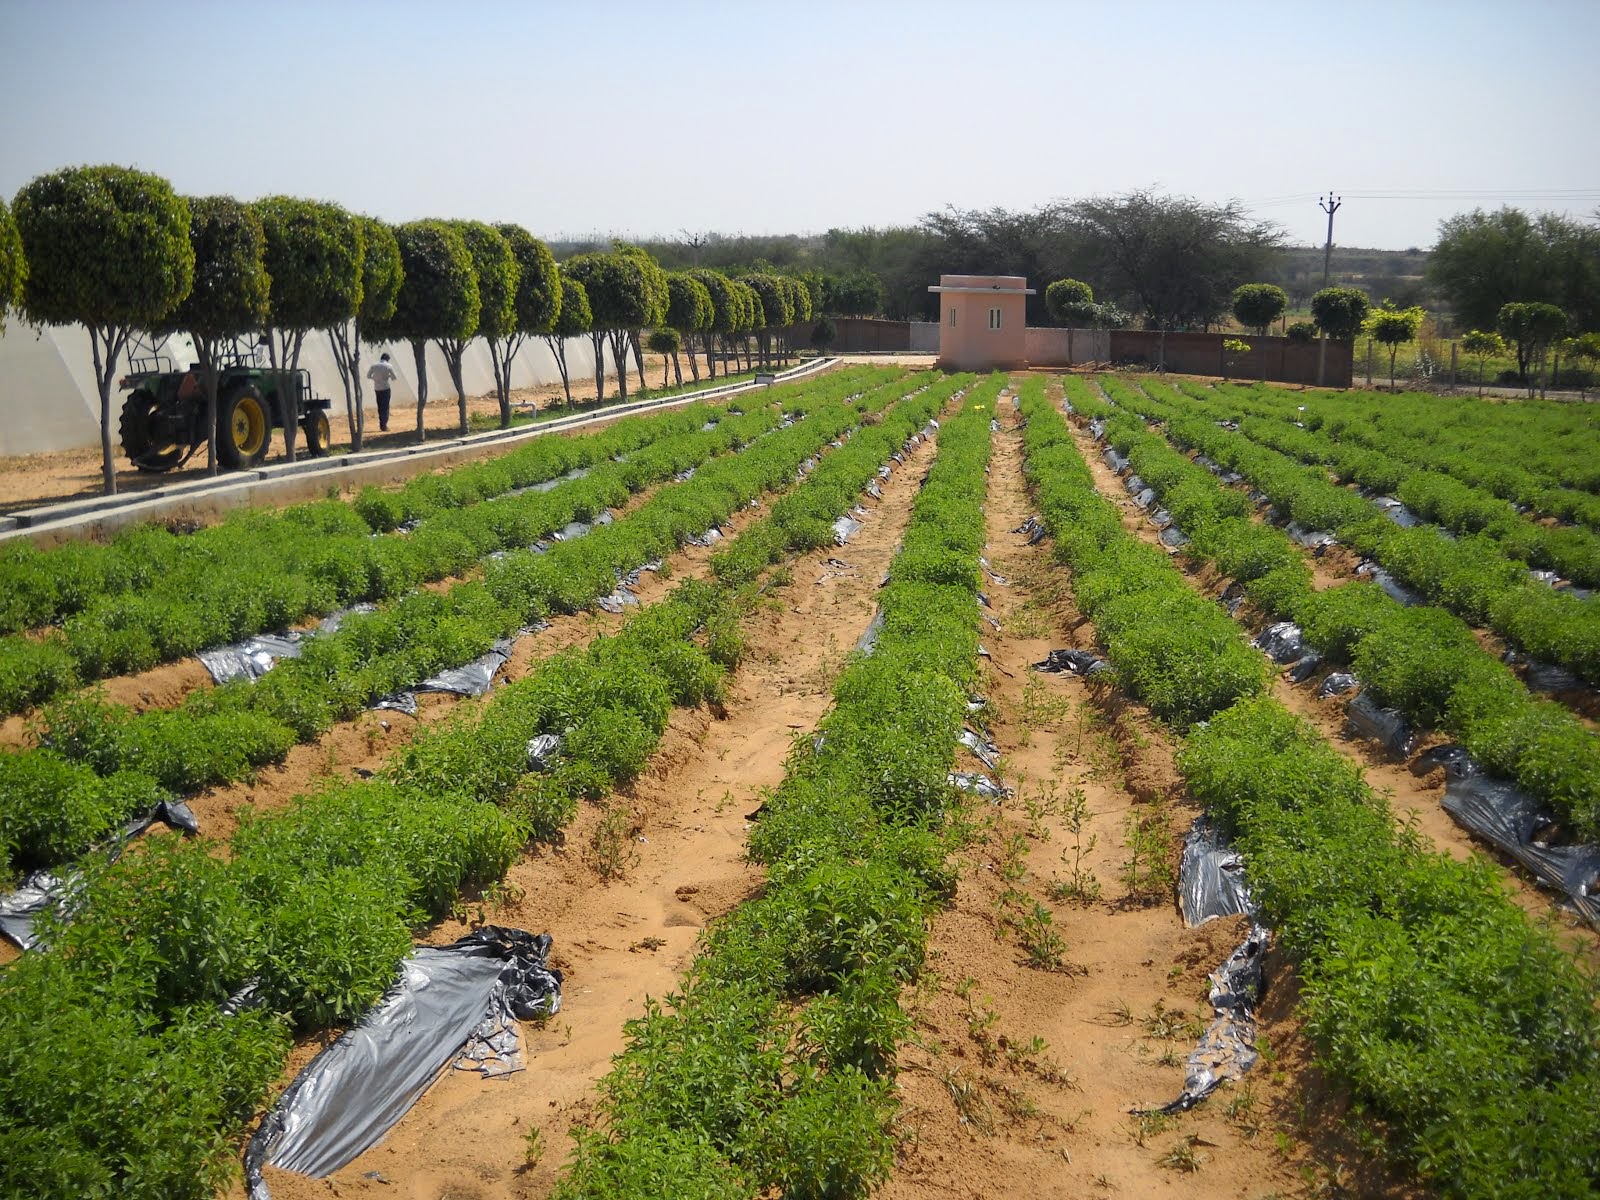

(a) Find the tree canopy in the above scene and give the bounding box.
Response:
[1231,283,1288,335]
[355,216,402,327]
[451,221,517,342]
[551,274,591,338]
[1063,191,1282,331]
[253,196,363,334]
[373,220,479,344]
[564,251,659,335]
[1310,286,1371,340]
[0,198,24,335]
[13,165,194,493]
[495,223,560,337]
[666,273,713,335]
[1429,206,1600,332]
[1044,278,1095,325]
[1497,301,1568,388]
[172,196,270,341]
[822,269,884,317]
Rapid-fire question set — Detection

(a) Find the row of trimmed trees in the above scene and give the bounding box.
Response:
[0,166,823,495]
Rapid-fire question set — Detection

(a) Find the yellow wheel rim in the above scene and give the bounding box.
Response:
[232,396,266,455]
[315,412,331,448]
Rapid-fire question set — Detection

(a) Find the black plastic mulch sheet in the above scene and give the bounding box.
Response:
[1142,923,1270,1116]
[948,771,1008,800]
[1436,762,1600,928]
[245,928,562,1198]
[958,727,1001,772]
[1286,524,1336,552]
[1356,560,1422,607]
[855,609,885,656]
[1011,516,1047,544]
[1254,621,1307,665]
[1503,648,1586,696]
[831,514,863,545]
[0,799,198,950]
[374,635,522,716]
[1158,525,1191,550]
[1033,648,1111,678]
[1316,671,1359,698]
[1178,817,1255,928]
[199,605,378,685]
[1345,691,1417,756]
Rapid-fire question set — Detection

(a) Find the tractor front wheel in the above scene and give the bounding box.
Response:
[301,409,332,457]
[118,390,185,472]
[218,383,271,469]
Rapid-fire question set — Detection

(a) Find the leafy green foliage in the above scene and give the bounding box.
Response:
[495,222,560,335]
[1496,300,1568,385]
[1230,282,1287,334]
[252,196,362,333]
[171,195,270,339]
[1429,205,1600,332]
[1045,277,1095,324]
[355,215,402,326]
[822,269,883,317]
[665,272,712,334]
[551,272,591,336]
[369,218,479,343]
[0,196,27,333]
[1309,286,1370,340]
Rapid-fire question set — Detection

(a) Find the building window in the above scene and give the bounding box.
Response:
[949,308,957,327]
[989,307,1002,330]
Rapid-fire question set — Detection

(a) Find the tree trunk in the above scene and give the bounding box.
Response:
[1316,333,1327,387]
[703,332,716,380]
[266,332,299,464]
[195,334,219,476]
[631,330,646,391]
[608,330,631,401]
[1389,345,1398,392]
[590,331,606,402]
[686,341,700,382]
[672,349,683,386]
[1478,358,1485,398]
[329,322,360,453]
[545,336,573,408]
[488,339,511,428]
[661,355,670,389]
[88,325,124,495]
[447,348,469,436]
[412,339,429,440]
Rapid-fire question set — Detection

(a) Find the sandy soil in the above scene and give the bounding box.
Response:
[1065,407,1600,968]
[0,351,738,512]
[236,389,952,1200]
[878,384,1418,1200]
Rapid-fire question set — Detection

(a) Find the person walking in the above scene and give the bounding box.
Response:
[367,352,398,432]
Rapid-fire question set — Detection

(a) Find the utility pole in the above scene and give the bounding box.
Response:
[1317,192,1342,386]
[1319,192,1341,286]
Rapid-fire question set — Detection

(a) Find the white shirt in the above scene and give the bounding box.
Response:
[367,360,398,390]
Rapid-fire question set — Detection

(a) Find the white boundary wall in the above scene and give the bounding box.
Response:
[0,323,623,457]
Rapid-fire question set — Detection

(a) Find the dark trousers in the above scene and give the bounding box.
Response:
[375,388,391,431]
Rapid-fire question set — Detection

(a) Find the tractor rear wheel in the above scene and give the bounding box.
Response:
[301,409,332,457]
[118,390,185,472]
[218,383,271,469]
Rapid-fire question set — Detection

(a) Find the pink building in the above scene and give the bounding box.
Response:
[928,274,1034,371]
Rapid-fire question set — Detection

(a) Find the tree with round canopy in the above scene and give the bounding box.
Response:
[438,221,516,436]
[13,165,194,494]
[1461,329,1506,397]
[1310,286,1371,386]
[489,225,560,426]
[1231,283,1288,336]
[253,196,363,461]
[366,220,479,440]
[738,273,793,367]
[563,250,662,403]
[646,329,680,389]
[1497,301,1568,397]
[665,273,712,383]
[686,268,737,380]
[328,215,401,452]
[1364,301,1426,392]
[168,196,271,474]
[541,272,590,409]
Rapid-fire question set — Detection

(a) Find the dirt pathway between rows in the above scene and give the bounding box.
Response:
[881,385,1419,1200]
[243,412,949,1200]
[1068,407,1600,966]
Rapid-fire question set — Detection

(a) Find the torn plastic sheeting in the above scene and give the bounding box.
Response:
[525,733,563,772]
[796,455,820,480]
[1503,649,1585,696]
[374,638,516,714]
[877,464,892,480]
[989,419,1001,433]
[855,609,885,656]
[948,771,1008,800]
[598,587,639,614]
[199,604,378,685]
[1124,473,1146,495]
[1144,923,1269,1116]
[1374,497,1423,528]
[866,479,883,500]
[0,798,198,950]
[1286,524,1336,551]
[1012,515,1047,544]
[514,465,592,496]
[553,509,614,543]
[1254,622,1306,665]
[1417,743,1476,778]
[1088,418,1106,440]
[245,928,561,1198]
[1179,817,1255,927]
[831,514,863,545]
[1442,774,1600,928]
[1133,487,1157,511]
[1159,525,1190,549]
[1103,447,1129,474]
[958,727,1001,771]
[700,420,718,432]
[1344,691,1416,757]
[977,591,991,609]
[673,467,696,483]
[1149,508,1174,530]
[686,524,723,547]
[1034,648,1111,678]
[1356,560,1422,607]
[1061,399,1075,414]
[1285,652,1323,684]
[1316,671,1359,699]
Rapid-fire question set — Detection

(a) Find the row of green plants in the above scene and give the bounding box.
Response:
[1086,377,1600,838]
[0,375,926,880]
[0,367,896,716]
[1202,379,1600,533]
[1106,376,1600,694]
[0,371,952,1200]
[1021,382,1600,1198]
[557,379,1000,1200]
[1176,379,1600,586]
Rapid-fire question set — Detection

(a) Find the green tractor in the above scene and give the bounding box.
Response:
[117,338,334,472]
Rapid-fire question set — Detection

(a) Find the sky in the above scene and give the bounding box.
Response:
[2,0,1597,252]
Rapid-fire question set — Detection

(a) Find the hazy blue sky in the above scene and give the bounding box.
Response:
[3,0,1596,251]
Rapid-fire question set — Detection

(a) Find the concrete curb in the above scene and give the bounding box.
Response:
[1,358,836,547]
